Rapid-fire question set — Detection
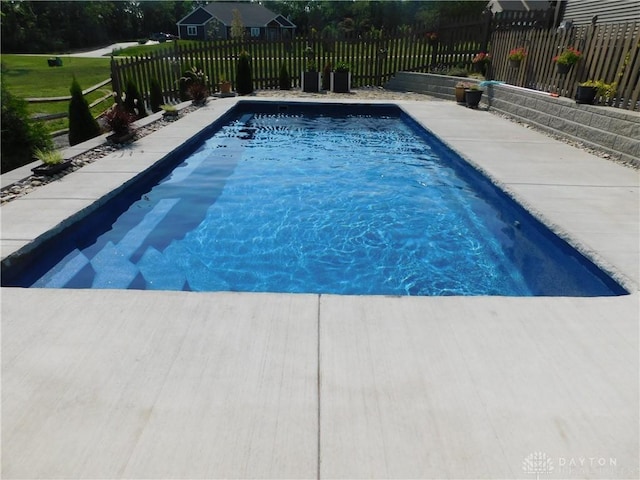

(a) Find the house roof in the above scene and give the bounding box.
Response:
[177,7,213,26]
[487,0,552,13]
[178,2,295,28]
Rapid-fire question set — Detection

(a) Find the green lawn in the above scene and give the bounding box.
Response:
[1,54,114,133]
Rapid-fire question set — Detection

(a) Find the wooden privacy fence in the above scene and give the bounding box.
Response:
[110,16,640,111]
[490,21,640,110]
[111,32,437,103]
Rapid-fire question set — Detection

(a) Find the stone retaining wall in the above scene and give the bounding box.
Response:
[386,72,640,167]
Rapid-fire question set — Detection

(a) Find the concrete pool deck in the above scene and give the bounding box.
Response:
[1,96,638,479]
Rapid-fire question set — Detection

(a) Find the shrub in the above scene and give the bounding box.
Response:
[1,81,51,173]
[236,51,253,96]
[178,77,190,101]
[104,105,135,135]
[188,82,209,104]
[34,147,64,165]
[179,66,209,101]
[124,80,147,118]
[149,78,164,113]
[279,63,291,90]
[580,80,617,98]
[68,76,101,147]
[322,62,332,90]
[447,67,468,77]
[334,61,350,73]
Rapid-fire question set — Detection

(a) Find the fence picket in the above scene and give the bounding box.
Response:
[109,19,639,111]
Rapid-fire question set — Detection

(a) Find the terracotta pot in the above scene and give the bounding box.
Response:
[219,81,232,94]
[455,86,466,104]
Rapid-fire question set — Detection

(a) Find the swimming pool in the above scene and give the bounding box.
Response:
[1,102,627,296]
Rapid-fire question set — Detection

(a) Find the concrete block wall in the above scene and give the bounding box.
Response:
[386,72,640,167]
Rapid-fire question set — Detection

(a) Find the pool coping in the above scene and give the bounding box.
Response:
[2,96,638,291]
[2,96,638,479]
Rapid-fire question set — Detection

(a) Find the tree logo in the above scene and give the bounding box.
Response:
[522,451,554,479]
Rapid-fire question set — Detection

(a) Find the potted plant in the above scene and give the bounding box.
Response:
[455,82,471,104]
[464,85,483,108]
[104,105,136,144]
[302,59,321,92]
[218,76,232,95]
[508,47,526,69]
[553,47,582,75]
[31,148,72,176]
[471,52,490,76]
[426,32,438,46]
[576,80,617,105]
[161,104,179,118]
[188,82,209,105]
[331,61,351,93]
[180,66,210,104]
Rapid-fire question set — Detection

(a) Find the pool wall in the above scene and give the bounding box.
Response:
[0,100,629,296]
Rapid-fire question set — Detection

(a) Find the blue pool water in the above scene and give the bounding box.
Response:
[1,102,626,296]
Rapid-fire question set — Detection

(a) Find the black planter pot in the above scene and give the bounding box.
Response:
[575,85,598,105]
[302,72,321,92]
[509,59,521,69]
[464,89,483,108]
[472,62,487,77]
[31,159,73,176]
[107,130,136,144]
[556,62,571,75]
[331,72,350,93]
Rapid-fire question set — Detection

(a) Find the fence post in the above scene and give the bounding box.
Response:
[480,9,493,54]
[110,56,121,100]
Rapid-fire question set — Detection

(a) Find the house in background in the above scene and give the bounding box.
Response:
[560,0,640,25]
[487,0,640,26]
[177,2,296,41]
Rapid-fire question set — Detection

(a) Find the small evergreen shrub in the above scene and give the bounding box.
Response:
[149,78,164,113]
[279,63,291,90]
[1,81,51,173]
[322,62,332,90]
[68,77,101,147]
[124,80,147,118]
[236,51,253,96]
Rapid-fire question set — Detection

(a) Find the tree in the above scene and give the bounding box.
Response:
[231,8,245,40]
[1,80,51,173]
[236,51,253,95]
[124,80,147,118]
[279,63,291,90]
[68,77,101,146]
[149,78,164,113]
